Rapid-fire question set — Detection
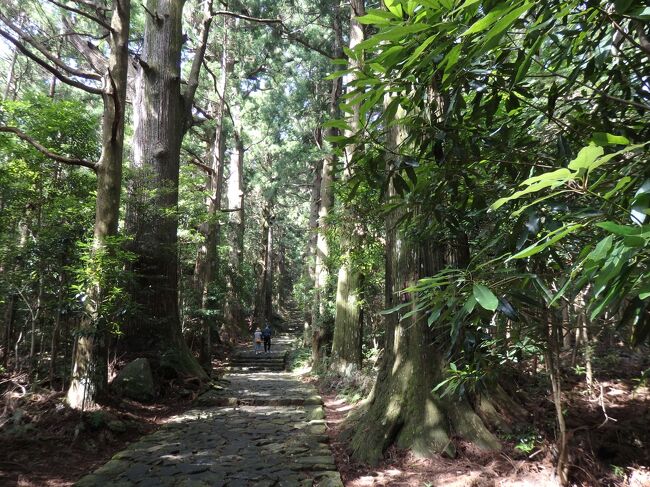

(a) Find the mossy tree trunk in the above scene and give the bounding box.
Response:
[123,0,209,381]
[311,1,343,363]
[331,0,366,375]
[193,13,231,370]
[66,0,130,410]
[348,103,499,464]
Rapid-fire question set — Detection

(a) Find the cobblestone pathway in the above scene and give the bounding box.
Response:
[75,335,342,487]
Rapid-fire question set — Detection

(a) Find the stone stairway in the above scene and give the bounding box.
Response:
[224,334,293,373]
[75,325,343,487]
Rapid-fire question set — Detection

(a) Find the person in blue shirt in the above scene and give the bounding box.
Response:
[262,323,272,353]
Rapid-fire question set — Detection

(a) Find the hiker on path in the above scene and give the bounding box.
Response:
[253,327,263,354]
[262,323,272,353]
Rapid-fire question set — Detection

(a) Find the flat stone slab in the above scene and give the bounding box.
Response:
[75,335,342,487]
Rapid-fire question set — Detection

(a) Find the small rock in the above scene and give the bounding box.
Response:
[111,358,155,402]
[107,420,127,433]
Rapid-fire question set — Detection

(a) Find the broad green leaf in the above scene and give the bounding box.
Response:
[374,23,432,42]
[379,301,411,315]
[462,294,477,314]
[450,0,482,15]
[514,35,544,85]
[473,283,499,311]
[614,0,634,14]
[357,9,400,25]
[508,224,583,260]
[639,281,650,300]
[492,179,567,210]
[587,235,613,262]
[481,2,533,47]
[567,144,604,173]
[385,0,404,18]
[324,134,348,143]
[324,69,352,80]
[322,119,351,131]
[521,168,574,186]
[603,176,632,200]
[587,142,650,173]
[442,44,462,83]
[427,305,443,325]
[461,3,510,36]
[628,6,650,19]
[596,221,639,236]
[405,35,437,67]
[590,132,630,146]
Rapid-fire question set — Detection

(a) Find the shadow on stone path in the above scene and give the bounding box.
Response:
[75,335,343,487]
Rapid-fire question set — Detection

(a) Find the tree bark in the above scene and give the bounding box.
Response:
[193,14,232,370]
[2,294,15,368]
[311,1,343,363]
[303,155,322,346]
[331,0,365,375]
[265,222,273,318]
[123,0,210,382]
[347,101,499,464]
[49,273,64,386]
[67,0,131,410]
[223,105,245,340]
[255,202,273,324]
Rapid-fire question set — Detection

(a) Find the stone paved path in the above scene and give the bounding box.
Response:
[75,335,342,487]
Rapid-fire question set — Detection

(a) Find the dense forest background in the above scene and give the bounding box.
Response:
[0,0,649,485]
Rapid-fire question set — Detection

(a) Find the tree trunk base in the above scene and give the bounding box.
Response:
[345,364,500,465]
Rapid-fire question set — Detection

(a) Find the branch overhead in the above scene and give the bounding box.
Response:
[0,126,98,172]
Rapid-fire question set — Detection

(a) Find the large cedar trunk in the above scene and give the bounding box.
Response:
[303,154,322,346]
[311,2,343,363]
[332,264,363,373]
[66,0,130,410]
[193,16,232,370]
[347,105,499,464]
[124,0,205,380]
[331,0,365,374]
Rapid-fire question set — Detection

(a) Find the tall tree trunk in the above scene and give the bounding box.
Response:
[223,110,245,340]
[311,1,343,363]
[49,274,64,387]
[265,222,273,319]
[276,232,286,310]
[303,155,322,346]
[255,204,272,324]
[66,0,131,410]
[193,15,232,370]
[546,309,569,485]
[331,0,365,375]
[347,101,499,464]
[123,0,207,381]
[2,294,15,368]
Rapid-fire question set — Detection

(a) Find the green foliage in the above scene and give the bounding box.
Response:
[69,236,136,337]
[502,426,542,455]
[286,346,312,371]
[330,0,650,410]
[432,362,485,398]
